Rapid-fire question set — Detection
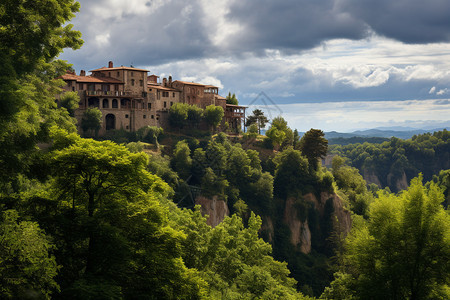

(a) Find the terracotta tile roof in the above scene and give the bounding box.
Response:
[205,84,219,88]
[225,103,247,108]
[147,83,178,91]
[61,73,123,84]
[90,66,149,72]
[172,80,206,86]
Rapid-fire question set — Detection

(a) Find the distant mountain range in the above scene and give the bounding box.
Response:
[324,127,448,140]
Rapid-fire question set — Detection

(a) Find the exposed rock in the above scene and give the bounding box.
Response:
[387,170,409,192]
[283,192,351,254]
[260,216,274,244]
[284,198,311,253]
[362,168,382,187]
[195,196,229,228]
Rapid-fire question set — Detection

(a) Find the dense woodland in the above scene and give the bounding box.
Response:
[1,1,449,299]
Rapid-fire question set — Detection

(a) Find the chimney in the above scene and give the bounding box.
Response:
[168,75,172,86]
[163,78,167,87]
[108,61,113,68]
[80,70,86,76]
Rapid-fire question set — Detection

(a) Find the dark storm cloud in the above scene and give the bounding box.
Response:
[341,0,450,43]
[226,0,450,53]
[63,0,212,70]
[225,0,368,53]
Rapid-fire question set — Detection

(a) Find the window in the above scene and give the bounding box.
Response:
[131,72,134,77]
[112,99,118,108]
[139,80,143,87]
[151,115,154,119]
[162,91,169,97]
[143,115,146,119]
[173,92,175,97]
[68,81,72,87]
[126,125,129,129]
[125,114,129,118]
[131,79,135,86]
[108,72,111,77]
[148,103,151,109]
[103,99,109,108]
[117,71,120,76]
[170,101,173,106]
[164,102,167,108]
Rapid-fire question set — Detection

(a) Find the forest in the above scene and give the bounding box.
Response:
[1,1,449,299]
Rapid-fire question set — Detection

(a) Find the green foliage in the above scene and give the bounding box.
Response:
[187,104,204,128]
[59,91,80,117]
[204,105,224,132]
[246,109,269,135]
[298,129,328,170]
[331,176,450,299]
[332,155,372,216]
[201,168,229,200]
[81,107,102,137]
[169,102,189,129]
[0,0,83,76]
[266,126,286,150]
[226,92,238,105]
[273,147,312,199]
[329,130,450,192]
[125,141,145,153]
[266,116,294,150]
[136,125,163,144]
[171,140,193,179]
[169,209,307,299]
[0,210,59,299]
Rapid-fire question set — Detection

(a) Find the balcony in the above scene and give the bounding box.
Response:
[85,90,145,98]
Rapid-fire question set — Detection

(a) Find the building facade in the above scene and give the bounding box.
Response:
[60,61,246,135]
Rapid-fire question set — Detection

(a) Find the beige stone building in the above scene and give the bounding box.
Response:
[61,61,153,135]
[60,61,246,134]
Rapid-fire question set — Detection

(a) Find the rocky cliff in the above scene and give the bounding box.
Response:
[195,196,229,227]
[282,192,351,254]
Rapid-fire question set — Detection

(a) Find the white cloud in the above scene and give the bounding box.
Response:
[429,86,436,94]
[437,88,450,95]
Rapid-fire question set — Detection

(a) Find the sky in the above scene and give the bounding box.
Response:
[60,0,450,132]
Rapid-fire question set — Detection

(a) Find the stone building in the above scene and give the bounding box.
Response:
[61,61,152,135]
[60,61,246,134]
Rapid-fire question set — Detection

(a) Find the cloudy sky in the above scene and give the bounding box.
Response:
[60,0,450,132]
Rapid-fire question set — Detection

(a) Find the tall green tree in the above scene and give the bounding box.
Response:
[169,103,189,130]
[0,210,59,299]
[326,176,450,299]
[48,134,207,298]
[59,91,80,117]
[171,140,193,179]
[203,105,224,132]
[246,109,268,134]
[226,92,238,105]
[298,128,328,170]
[81,107,102,137]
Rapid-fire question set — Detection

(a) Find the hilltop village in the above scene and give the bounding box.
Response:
[61,61,246,135]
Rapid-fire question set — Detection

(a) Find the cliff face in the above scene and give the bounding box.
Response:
[195,196,229,227]
[282,192,351,254]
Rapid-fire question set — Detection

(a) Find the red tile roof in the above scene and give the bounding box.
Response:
[90,66,149,72]
[61,73,123,84]
[173,80,206,86]
[147,83,178,91]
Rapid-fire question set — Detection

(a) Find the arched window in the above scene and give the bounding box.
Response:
[103,99,109,108]
[112,99,118,108]
[105,114,115,130]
